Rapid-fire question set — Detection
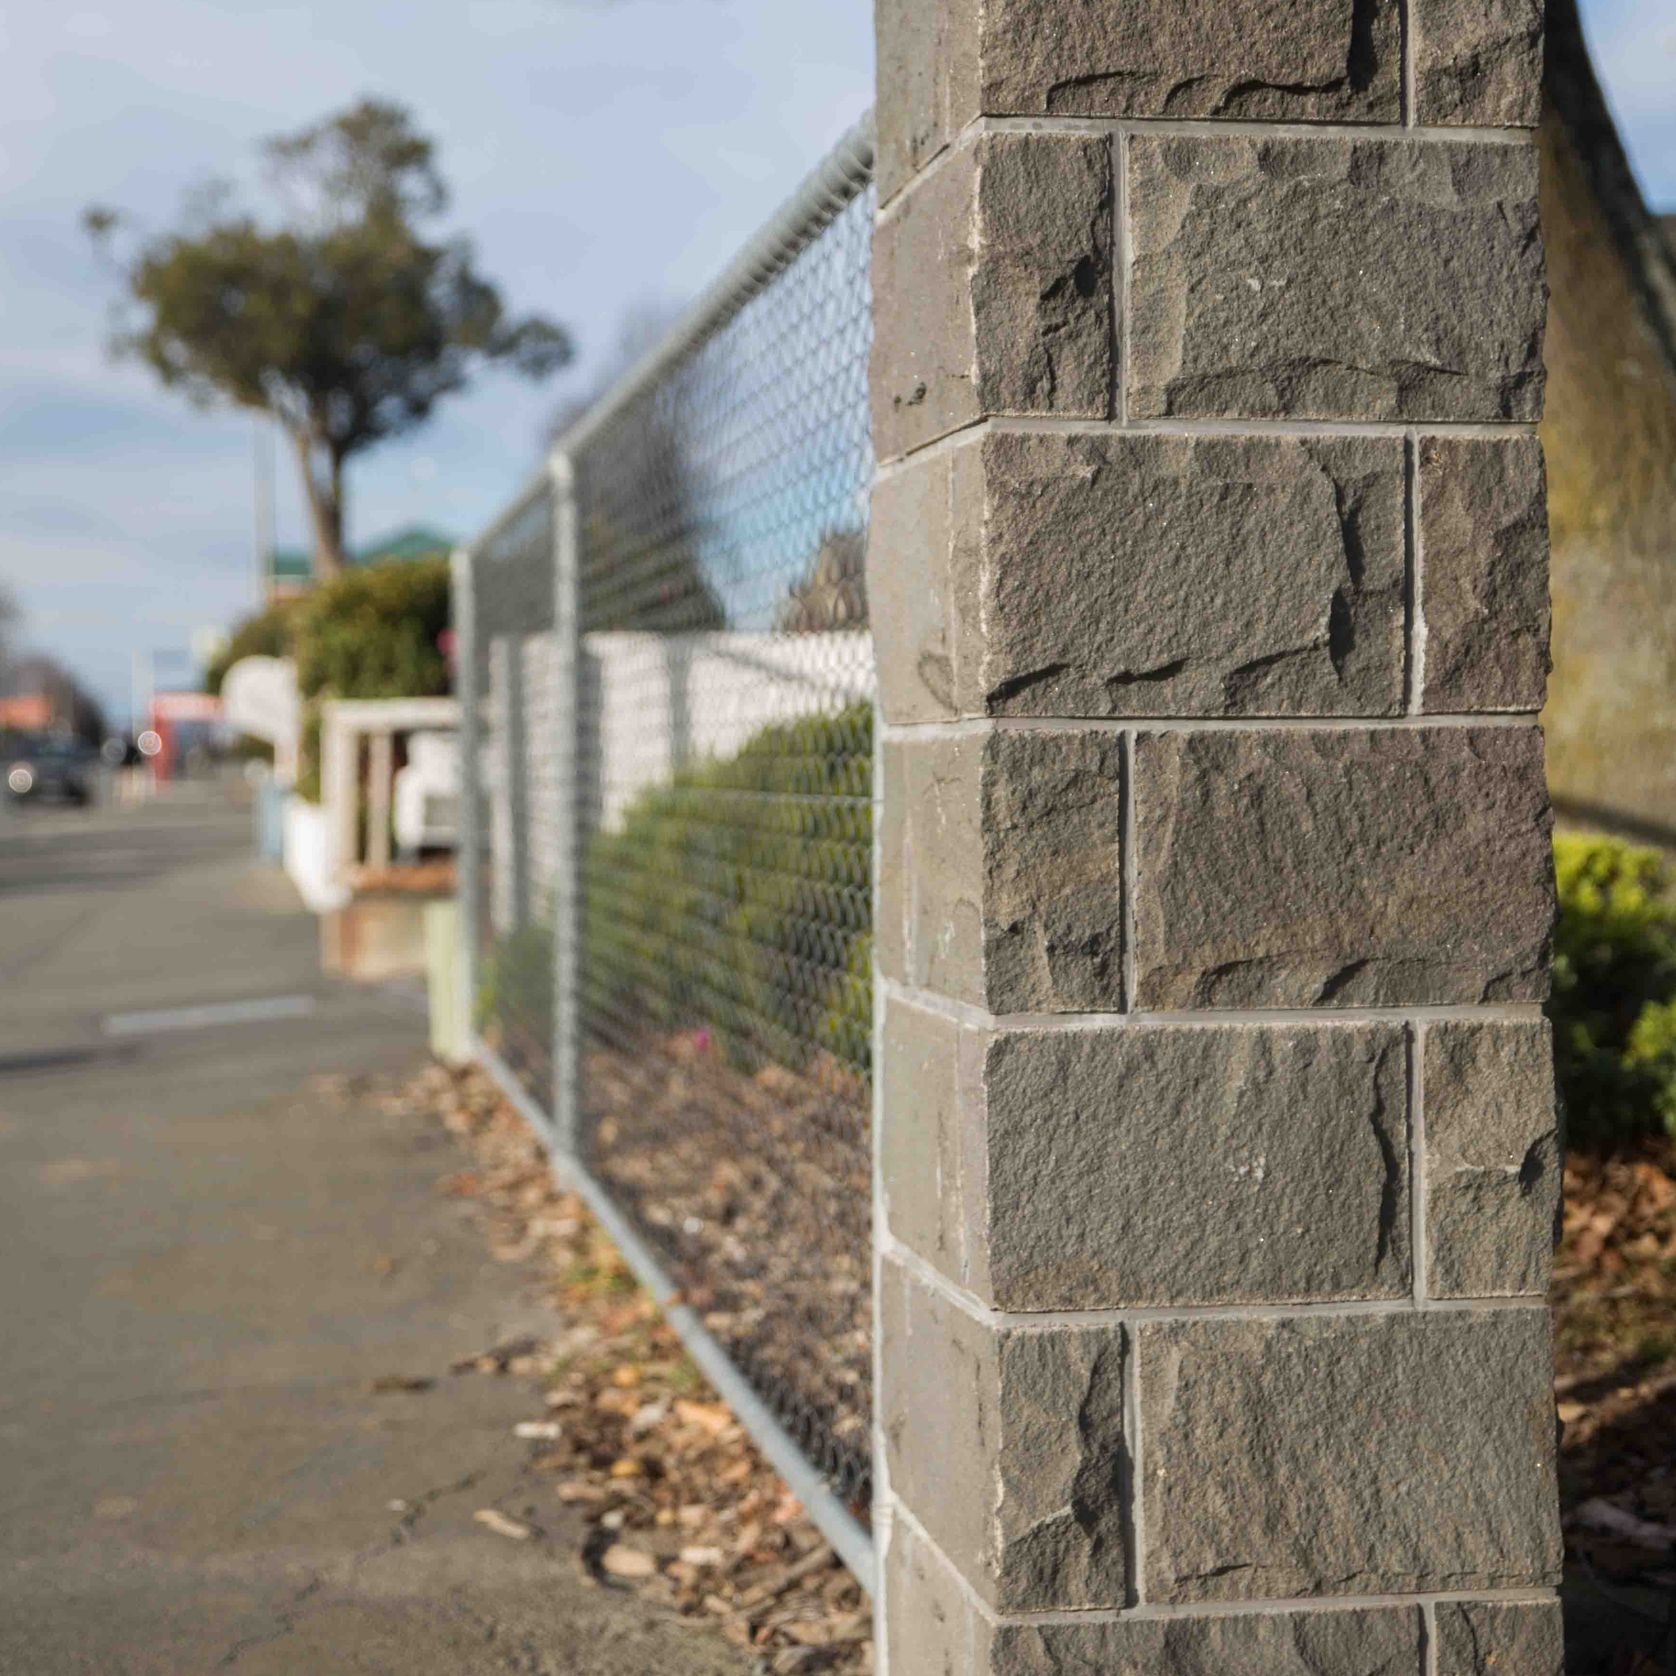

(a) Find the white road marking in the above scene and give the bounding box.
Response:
[101,994,319,1037]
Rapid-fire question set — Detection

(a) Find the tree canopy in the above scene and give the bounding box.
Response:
[88,99,571,576]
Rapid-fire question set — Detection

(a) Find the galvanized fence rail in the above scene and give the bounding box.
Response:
[456,117,877,1586]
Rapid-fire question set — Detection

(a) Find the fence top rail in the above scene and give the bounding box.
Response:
[465,467,552,567]
[463,110,873,563]
[323,695,460,732]
[554,110,875,460]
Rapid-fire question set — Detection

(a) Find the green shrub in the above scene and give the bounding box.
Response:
[1551,833,1676,1145]
[476,918,554,1042]
[204,598,301,695]
[583,703,872,1081]
[291,556,451,799]
[294,555,451,705]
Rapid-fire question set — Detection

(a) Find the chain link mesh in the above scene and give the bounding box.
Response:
[468,482,559,1120]
[571,173,876,1510]
[460,131,877,1525]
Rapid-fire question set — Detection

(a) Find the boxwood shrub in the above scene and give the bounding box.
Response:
[1552,832,1676,1146]
[582,702,872,1082]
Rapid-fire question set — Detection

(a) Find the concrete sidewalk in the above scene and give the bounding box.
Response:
[0,787,747,1674]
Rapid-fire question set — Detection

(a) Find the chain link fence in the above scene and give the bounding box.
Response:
[463,481,560,1123]
[459,120,877,1568]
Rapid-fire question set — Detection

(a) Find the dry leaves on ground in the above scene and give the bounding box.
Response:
[363,1059,1676,1676]
[389,1061,873,1676]
[1554,1138,1676,1663]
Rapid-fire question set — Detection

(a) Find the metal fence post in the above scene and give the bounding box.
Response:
[451,544,480,1055]
[548,449,582,1162]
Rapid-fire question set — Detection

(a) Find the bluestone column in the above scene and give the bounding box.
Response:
[868,1,1564,1669]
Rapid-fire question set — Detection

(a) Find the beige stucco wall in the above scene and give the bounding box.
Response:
[1541,113,1676,835]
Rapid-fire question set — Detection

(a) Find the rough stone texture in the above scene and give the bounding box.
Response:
[981,1023,1410,1307]
[1435,1599,1565,1676]
[1414,0,1544,127]
[1127,136,1546,422]
[881,997,992,1296]
[870,446,966,724]
[1424,1019,1560,1298]
[874,0,1405,198]
[1419,434,1551,714]
[881,1259,1129,1611]
[879,732,983,1002]
[978,430,1406,717]
[1131,726,1555,1008]
[871,430,1407,723]
[980,0,1400,122]
[875,0,980,205]
[879,730,1125,1011]
[883,1520,1426,1676]
[872,131,1112,462]
[883,1515,991,1676]
[1137,1309,1564,1600]
[991,1607,1423,1676]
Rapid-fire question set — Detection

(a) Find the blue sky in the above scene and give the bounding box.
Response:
[0,0,1670,725]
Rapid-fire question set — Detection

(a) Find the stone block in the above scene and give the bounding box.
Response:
[872,132,1112,462]
[880,997,990,1293]
[872,430,1407,723]
[973,431,1407,718]
[990,1607,1423,1675]
[875,0,980,204]
[980,0,1400,122]
[881,1258,1129,1610]
[878,729,1124,1011]
[884,1515,1427,1676]
[1131,726,1555,1008]
[1424,1019,1560,1297]
[882,1514,991,1676]
[1414,0,1544,127]
[874,0,1404,197]
[869,441,979,724]
[979,1022,1410,1307]
[883,1005,1411,1307]
[1127,135,1545,421]
[1137,1309,1564,1600]
[1435,1599,1565,1676]
[1418,434,1551,713]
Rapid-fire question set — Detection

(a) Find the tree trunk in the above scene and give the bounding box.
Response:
[289,427,347,579]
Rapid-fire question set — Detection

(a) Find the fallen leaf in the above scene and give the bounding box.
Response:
[601,1543,656,1579]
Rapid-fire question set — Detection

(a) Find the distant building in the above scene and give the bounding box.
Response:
[1543,0,1676,839]
[265,525,454,603]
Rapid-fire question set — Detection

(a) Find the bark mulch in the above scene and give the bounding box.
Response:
[1555,1138,1676,1673]
[393,1061,873,1675]
[379,1060,1676,1675]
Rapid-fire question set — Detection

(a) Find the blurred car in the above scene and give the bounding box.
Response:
[5,735,94,806]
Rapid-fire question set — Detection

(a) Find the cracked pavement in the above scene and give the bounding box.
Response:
[0,786,749,1675]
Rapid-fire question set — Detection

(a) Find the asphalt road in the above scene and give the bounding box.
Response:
[0,784,747,1675]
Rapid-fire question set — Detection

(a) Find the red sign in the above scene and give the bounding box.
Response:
[0,694,52,731]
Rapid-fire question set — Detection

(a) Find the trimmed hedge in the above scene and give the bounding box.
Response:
[205,598,300,696]
[294,557,451,799]
[1552,833,1676,1146]
[293,556,451,709]
[583,703,872,1082]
